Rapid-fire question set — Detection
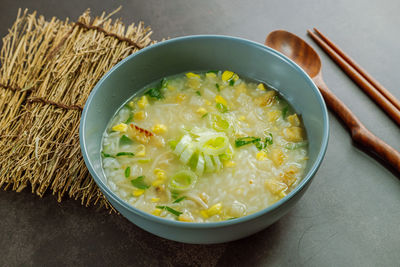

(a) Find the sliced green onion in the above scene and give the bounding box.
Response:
[168,140,178,150]
[235,137,261,147]
[213,155,222,170]
[207,70,218,74]
[101,151,114,158]
[199,134,229,155]
[209,113,230,132]
[169,170,198,192]
[196,90,201,96]
[195,154,205,175]
[171,191,180,199]
[124,166,131,178]
[156,206,182,217]
[229,79,235,86]
[265,133,273,146]
[201,113,208,119]
[131,176,150,189]
[285,141,308,150]
[174,135,192,155]
[204,154,215,173]
[179,145,196,165]
[173,196,186,203]
[116,152,135,157]
[215,83,220,91]
[216,103,228,113]
[124,113,134,124]
[119,135,133,146]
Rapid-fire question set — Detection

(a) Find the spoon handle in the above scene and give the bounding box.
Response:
[315,77,400,173]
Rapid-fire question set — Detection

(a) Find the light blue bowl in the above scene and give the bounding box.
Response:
[80,35,329,244]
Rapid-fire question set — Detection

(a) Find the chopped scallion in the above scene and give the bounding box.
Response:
[215,83,220,91]
[216,103,228,113]
[235,137,261,147]
[101,151,114,158]
[119,135,133,146]
[116,152,135,157]
[229,79,235,86]
[124,166,131,178]
[196,90,201,96]
[201,112,208,118]
[156,206,183,217]
[173,196,186,203]
[131,176,150,189]
[124,113,134,124]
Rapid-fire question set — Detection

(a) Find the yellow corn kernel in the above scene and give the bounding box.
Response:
[265,179,288,195]
[204,100,212,106]
[215,95,228,106]
[151,179,164,187]
[200,210,209,218]
[167,85,176,91]
[133,189,145,197]
[127,101,135,109]
[238,115,246,121]
[136,144,146,157]
[257,83,267,91]
[270,148,286,167]
[134,111,146,121]
[206,72,217,78]
[151,197,160,203]
[224,160,236,167]
[178,213,193,222]
[154,168,166,179]
[256,151,268,161]
[138,95,149,109]
[222,70,234,81]
[152,208,162,216]
[196,107,208,116]
[287,114,300,126]
[185,72,201,79]
[282,127,304,142]
[112,123,128,132]
[176,93,187,103]
[152,124,168,134]
[267,110,281,122]
[207,203,222,216]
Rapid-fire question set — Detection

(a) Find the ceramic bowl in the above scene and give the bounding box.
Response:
[80,35,329,244]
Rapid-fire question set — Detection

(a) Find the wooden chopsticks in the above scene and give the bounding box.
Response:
[307,28,400,126]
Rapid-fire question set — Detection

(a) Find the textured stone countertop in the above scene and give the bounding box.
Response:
[1,0,399,266]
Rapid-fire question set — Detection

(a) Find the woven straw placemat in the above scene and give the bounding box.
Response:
[0,8,155,211]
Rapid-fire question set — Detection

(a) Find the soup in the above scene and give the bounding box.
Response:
[101,70,308,222]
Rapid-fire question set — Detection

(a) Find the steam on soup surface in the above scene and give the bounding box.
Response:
[101,70,308,222]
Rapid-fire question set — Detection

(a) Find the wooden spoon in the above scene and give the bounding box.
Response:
[265,30,400,173]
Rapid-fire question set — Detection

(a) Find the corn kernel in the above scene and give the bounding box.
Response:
[267,110,281,122]
[136,144,146,157]
[257,90,276,107]
[185,72,201,79]
[176,93,187,103]
[178,213,193,222]
[270,148,286,167]
[256,151,268,161]
[206,72,217,78]
[196,107,208,116]
[215,95,228,106]
[200,210,209,218]
[134,111,146,121]
[133,189,145,197]
[224,160,236,167]
[282,127,304,142]
[204,100,211,106]
[257,83,267,91]
[152,124,168,134]
[238,115,246,121]
[151,197,160,203]
[154,169,167,180]
[112,123,128,132]
[152,208,162,216]
[222,70,234,81]
[137,96,149,109]
[207,203,222,216]
[287,114,300,126]
[151,179,164,187]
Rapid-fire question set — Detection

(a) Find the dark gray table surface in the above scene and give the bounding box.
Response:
[0,0,399,266]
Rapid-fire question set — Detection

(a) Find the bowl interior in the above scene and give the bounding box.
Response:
[80,35,328,222]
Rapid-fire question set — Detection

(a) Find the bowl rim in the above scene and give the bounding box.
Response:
[80,34,329,229]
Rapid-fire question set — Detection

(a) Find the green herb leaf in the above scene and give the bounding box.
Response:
[173,196,186,203]
[131,176,150,189]
[282,105,289,118]
[235,137,261,147]
[229,79,235,86]
[201,112,208,118]
[216,103,228,113]
[265,133,273,146]
[196,90,201,96]
[124,113,134,124]
[171,191,180,199]
[156,206,183,216]
[116,152,135,157]
[215,83,220,91]
[124,166,131,178]
[101,151,114,158]
[119,135,133,146]
[145,78,167,100]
